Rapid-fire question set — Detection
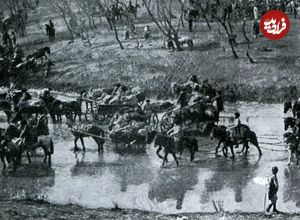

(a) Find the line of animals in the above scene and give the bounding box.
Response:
[0,81,266,170]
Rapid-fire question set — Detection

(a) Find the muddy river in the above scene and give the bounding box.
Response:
[0,96,298,214]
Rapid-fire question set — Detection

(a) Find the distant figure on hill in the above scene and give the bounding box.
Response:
[144,25,150,40]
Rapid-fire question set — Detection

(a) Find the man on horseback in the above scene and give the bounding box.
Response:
[177,88,189,109]
[19,119,38,151]
[227,112,241,146]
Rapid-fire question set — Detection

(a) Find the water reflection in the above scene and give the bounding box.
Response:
[0,165,55,199]
[109,155,155,192]
[148,167,198,210]
[202,156,260,204]
[283,166,300,208]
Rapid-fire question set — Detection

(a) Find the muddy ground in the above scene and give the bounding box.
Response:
[1,200,300,220]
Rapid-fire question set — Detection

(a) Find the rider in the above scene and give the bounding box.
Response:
[177,88,189,109]
[227,112,241,144]
[187,75,199,89]
[19,119,37,148]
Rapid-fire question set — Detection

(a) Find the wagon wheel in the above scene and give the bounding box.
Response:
[160,111,174,134]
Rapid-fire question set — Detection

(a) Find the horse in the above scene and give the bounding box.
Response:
[62,100,82,121]
[284,132,300,165]
[11,105,48,123]
[0,100,12,122]
[284,101,300,117]
[284,117,296,131]
[27,47,50,62]
[0,137,22,170]
[146,130,179,166]
[210,124,262,157]
[146,130,199,166]
[66,116,105,153]
[42,96,64,123]
[21,135,54,166]
[210,125,235,157]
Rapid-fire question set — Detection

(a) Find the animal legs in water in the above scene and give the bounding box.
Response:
[243,143,249,156]
[222,145,228,157]
[80,137,86,152]
[172,152,179,166]
[189,148,195,162]
[215,141,222,156]
[156,146,164,160]
[162,152,168,166]
[229,144,235,158]
[74,136,80,152]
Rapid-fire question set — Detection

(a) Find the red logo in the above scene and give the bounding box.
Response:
[260,10,290,40]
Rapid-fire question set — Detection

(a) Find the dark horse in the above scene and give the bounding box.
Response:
[42,96,64,123]
[66,116,105,152]
[284,101,300,117]
[11,105,48,123]
[27,47,50,62]
[146,131,198,166]
[284,117,296,131]
[210,124,262,157]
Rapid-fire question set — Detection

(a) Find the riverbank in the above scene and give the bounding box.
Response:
[7,1,300,103]
[1,199,300,220]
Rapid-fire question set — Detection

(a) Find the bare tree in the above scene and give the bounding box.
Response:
[47,0,75,40]
[0,0,36,36]
[97,0,125,49]
[142,0,185,50]
[74,0,98,30]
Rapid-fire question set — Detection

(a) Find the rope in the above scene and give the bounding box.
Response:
[257,136,280,140]
[259,145,287,152]
[70,129,109,140]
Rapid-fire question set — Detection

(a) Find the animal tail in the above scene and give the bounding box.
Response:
[50,139,54,154]
[250,131,259,147]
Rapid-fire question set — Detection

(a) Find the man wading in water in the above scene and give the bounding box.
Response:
[265,166,279,214]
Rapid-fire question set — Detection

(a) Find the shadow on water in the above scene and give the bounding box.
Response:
[148,166,199,210]
[0,164,55,200]
[201,156,261,204]
[70,153,123,177]
[109,155,155,193]
[283,166,300,208]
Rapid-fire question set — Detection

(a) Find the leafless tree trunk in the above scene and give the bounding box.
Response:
[142,0,184,51]
[242,19,255,63]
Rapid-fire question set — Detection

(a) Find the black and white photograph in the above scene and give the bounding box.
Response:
[0,0,300,219]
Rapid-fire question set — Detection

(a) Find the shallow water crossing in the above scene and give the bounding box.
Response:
[0,102,299,214]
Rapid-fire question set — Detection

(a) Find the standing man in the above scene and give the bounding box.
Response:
[265,166,279,214]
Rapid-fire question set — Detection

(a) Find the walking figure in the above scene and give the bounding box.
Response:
[46,20,55,42]
[265,166,279,214]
